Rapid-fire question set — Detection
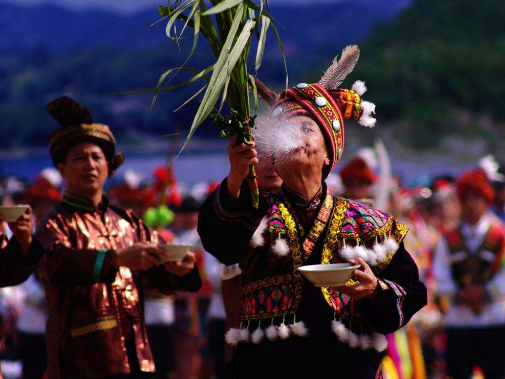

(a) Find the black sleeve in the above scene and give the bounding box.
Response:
[197,178,266,266]
[145,264,202,293]
[361,242,427,334]
[0,237,45,287]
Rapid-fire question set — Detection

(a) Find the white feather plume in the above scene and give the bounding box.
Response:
[352,80,367,96]
[290,321,309,337]
[40,168,62,187]
[319,45,360,89]
[359,101,376,128]
[251,328,264,344]
[479,155,505,182]
[225,328,241,346]
[272,238,290,257]
[266,325,278,341]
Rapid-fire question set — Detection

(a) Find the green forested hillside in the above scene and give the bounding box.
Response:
[348,0,505,148]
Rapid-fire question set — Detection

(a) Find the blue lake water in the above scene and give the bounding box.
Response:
[1,149,468,188]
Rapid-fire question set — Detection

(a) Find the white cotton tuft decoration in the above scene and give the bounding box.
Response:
[340,244,355,261]
[359,335,372,350]
[352,80,367,96]
[348,333,359,348]
[278,324,291,339]
[366,249,378,266]
[239,328,250,342]
[359,101,376,128]
[331,320,349,342]
[266,325,278,341]
[373,334,388,352]
[384,238,399,254]
[272,238,290,257]
[373,242,388,263]
[290,321,309,337]
[219,264,242,280]
[225,328,241,346]
[40,168,63,187]
[354,245,369,261]
[251,328,264,344]
[250,218,268,247]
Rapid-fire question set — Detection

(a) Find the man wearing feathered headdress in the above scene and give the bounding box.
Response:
[433,158,505,379]
[198,46,426,379]
[35,97,202,379]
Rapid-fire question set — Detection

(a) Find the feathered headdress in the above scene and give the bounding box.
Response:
[254,45,376,176]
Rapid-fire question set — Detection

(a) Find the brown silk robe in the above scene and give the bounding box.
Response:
[36,192,201,379]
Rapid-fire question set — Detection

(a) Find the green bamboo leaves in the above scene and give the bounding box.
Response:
[155,0,287,207]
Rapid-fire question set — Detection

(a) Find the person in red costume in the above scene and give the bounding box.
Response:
[434,166,505,379]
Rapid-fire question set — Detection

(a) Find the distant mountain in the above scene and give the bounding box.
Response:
[0,0,414,149]
[350,0,505,148]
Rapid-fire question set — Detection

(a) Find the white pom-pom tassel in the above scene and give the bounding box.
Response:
[278,324,290,339]
[272,238,290,257]
[366,249,378,266]
[331,320,349,342]
[340,244,356,261]
[353,245,369,262]
[250,218,267,247]
[359,335,372,350]
[348,332,359,348]
[359,101,376,128]
[225,328,241,346]
[373,242,388,263]
[373,333,388,352]
[239,328,250,342]
[266,325,278,341]
[352,80,367,96]
[290,321,309,337]
[219,264,242,280]
[251,328,264,344]
[384,238,399,254]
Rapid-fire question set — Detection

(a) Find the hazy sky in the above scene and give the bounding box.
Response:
[8,0,339,13]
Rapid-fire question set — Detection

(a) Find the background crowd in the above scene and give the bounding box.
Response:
[1,146,505,379]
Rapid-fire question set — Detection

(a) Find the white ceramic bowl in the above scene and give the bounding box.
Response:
[298,263,360,287]
[0,205,29,222]
[157,243,192,262]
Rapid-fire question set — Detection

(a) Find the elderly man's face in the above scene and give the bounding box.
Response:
[274,116,329,181]
[58,142,109,197]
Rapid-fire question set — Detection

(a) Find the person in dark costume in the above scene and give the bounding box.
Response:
[198,46,427,379]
